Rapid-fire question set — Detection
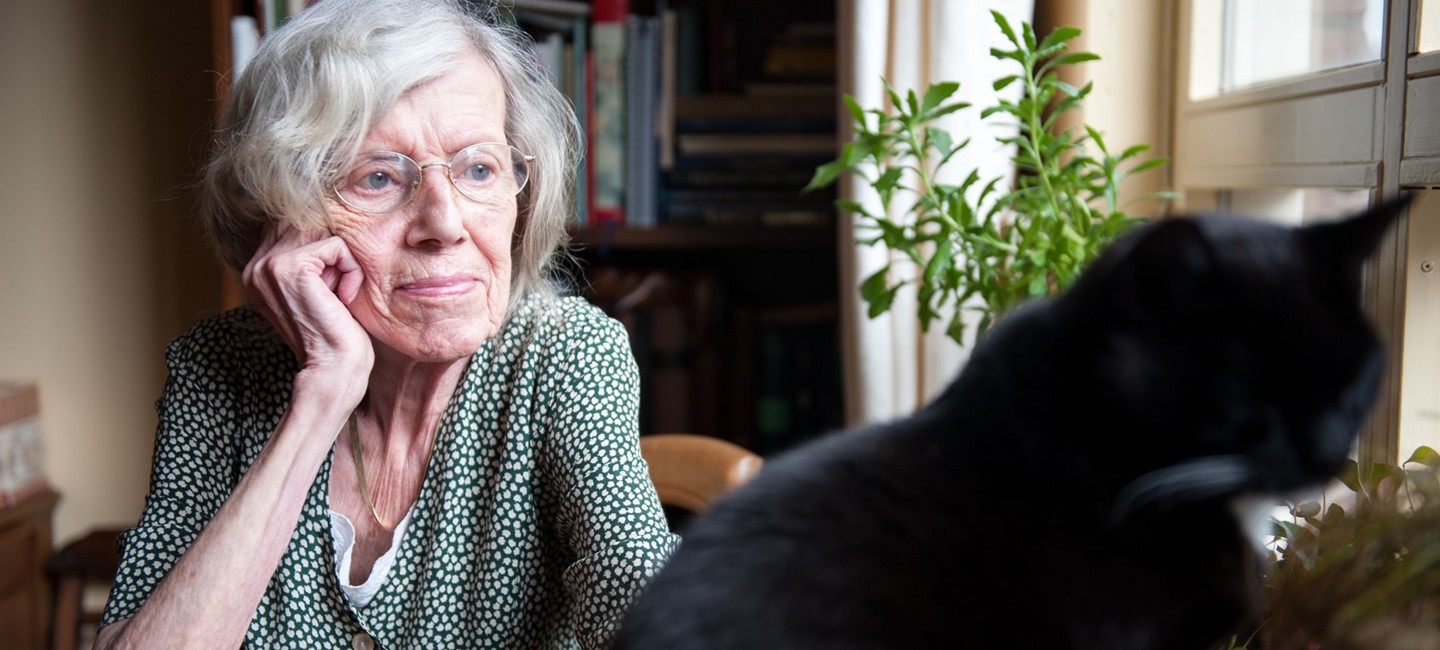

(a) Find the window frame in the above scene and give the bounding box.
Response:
[1171,0,1440,466]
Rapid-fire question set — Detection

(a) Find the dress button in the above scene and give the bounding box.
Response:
[352,632,377,650]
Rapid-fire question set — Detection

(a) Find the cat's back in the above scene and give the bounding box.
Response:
[614,408,1031,650]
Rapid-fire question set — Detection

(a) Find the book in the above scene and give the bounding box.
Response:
[659,9,678,171]
[0,382,46,508]
[665,166,820,189]
[624,14,662,227]
[674,115,836,134]
[589,0,630,225]
[675,93,834,120]
[230,16,261,76]
[511,1,592,225]
[676,133,835,156]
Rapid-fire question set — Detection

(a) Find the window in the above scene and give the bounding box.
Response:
[1174,0,1440,465]
[1422,0,1440,52]
[1190,0,1386,98]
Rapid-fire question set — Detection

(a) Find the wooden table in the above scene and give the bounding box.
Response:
[0,488,60,650]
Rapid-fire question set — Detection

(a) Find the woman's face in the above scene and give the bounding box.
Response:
[329,51,516,363]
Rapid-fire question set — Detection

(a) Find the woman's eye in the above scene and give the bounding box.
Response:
[356,170,396,192]
[458,163,495,184]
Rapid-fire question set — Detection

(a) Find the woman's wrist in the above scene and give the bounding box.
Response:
[292,368,367,410]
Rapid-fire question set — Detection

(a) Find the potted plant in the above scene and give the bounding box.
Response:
[1222,448,1440,650]
[806,11,1169,343]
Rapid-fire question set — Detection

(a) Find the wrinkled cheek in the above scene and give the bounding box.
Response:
[487,258,512,327]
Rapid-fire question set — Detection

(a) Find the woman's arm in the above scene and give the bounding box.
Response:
[95,388,347,649]
[544,311,680,649]
[96,229,372,649]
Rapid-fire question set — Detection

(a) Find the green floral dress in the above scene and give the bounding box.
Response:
[101,295,679,649]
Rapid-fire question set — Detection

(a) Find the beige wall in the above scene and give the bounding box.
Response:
[0,0,219,546]
[1037,0,1173,217]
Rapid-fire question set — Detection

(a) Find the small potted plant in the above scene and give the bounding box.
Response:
[1222,448,1440,650]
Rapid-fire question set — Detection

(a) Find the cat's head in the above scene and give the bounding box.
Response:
[1062,196,1411,515]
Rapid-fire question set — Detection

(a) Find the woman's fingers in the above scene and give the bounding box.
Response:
[241,225,372,377]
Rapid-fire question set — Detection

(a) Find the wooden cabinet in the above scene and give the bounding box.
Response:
[0,489,60,650]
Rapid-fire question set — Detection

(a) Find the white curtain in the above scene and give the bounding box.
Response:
[838,0,1036,426]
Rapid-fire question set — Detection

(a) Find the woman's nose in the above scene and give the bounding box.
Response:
[406,166,469,246]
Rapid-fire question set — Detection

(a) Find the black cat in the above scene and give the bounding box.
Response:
[613,198,1410,650]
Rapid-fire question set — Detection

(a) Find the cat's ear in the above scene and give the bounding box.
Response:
[1112,218,1214,318]
[1301,193,1412,271]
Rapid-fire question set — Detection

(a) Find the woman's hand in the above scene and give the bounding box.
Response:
[242,225,374,405]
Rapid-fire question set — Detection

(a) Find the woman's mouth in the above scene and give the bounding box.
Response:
[397,275,481,298]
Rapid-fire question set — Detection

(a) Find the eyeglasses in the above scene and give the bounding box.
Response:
[332,142,534,214]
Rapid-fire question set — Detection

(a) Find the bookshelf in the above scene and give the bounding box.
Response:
[209,0,844,455]
[565,0,842,455]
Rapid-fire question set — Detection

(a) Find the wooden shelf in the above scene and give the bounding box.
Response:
[568,225,835,252]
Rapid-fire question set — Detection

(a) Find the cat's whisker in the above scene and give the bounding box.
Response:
[1110,455,1257,525]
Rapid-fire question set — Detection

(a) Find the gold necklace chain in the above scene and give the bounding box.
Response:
[348,411,441,530]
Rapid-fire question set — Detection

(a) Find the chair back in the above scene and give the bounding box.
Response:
[639,434,763,514]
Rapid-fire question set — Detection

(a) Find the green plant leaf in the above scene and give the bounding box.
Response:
[1050,80,1082,97]
[1038,25,1082,52]
[859,266,890,301]
[1119,143,1152,160]
[924,102,971,121]
[1084,125,1108,154]
[1294,501,1322,518]
[990,9,1019,47]
[805,159,846,192]
[927,127,954,157]
[868,286,900,318]
[834,199,871,216]
[1053,52,1100,66]
[989,47,1023,64]
[1021,21,1037,51]
[884,81,904,116]
[992,75,1019,92]
[843,94,867,129]
[1026,274,1047,296]
[1033,43,1068,60]
[1339,459,1362,494]
[924,243,954,284]
[1366,462,1399,496]
[875,167,904,192]
[921,81,960,112]
[979,104,1014,119]
[1405,446,1440,467]
[1127,158,1168,174]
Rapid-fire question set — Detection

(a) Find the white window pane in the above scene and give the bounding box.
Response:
[1190,0,1385,98]
[1423,0,1440,52]
[1227,188,1371,226]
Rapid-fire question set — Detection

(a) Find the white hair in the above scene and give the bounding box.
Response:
[201,0,580,311]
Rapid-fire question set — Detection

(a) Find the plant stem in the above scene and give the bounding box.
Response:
[1024,56,1065,232]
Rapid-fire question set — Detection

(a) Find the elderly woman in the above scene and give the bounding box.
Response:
[94,0,678,647]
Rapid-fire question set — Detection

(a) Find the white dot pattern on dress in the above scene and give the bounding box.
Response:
[101,295,679,649]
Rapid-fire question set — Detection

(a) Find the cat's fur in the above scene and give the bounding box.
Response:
[613,198,1410,650]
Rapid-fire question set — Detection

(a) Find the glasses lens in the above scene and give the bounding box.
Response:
[336,153,418,213]
[449,144,530,203]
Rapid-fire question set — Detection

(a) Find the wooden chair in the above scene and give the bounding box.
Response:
[46,527,123,650]
[639,434,763,529]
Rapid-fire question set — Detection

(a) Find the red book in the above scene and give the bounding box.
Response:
[589,0,630,225]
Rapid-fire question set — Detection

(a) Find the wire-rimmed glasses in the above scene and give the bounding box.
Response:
[332,142,533,214]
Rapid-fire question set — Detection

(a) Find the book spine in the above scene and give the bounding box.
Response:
[624,14,645,227]
[590,0,630,225]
